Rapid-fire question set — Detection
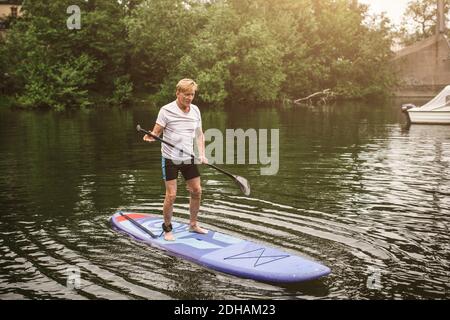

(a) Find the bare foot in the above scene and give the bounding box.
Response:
[164,231,175,241]
[189,224,208,234]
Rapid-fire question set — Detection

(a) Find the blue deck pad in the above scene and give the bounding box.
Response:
[111,211,330,283]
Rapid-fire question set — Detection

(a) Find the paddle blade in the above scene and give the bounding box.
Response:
[234,175,251,196]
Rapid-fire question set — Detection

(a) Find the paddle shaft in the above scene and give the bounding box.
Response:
[137,126,237,180]
[119,211,158,239]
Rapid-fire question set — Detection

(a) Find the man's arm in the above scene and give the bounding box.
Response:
[143,123,163,142]
[195,127,208,164]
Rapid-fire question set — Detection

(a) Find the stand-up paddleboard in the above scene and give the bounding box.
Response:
[110,211,331,283]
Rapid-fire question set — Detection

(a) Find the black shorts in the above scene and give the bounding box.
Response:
[161,157,200,181]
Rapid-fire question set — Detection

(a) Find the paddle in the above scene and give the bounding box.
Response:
[118,211,158,239]
[136,124,251,196]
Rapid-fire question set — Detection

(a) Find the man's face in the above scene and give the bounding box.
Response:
[176,88,195,109]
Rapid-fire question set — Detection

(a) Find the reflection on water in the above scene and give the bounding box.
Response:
[0,101,449,299]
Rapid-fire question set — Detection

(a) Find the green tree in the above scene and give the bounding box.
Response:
[1,0,396,109]
[257,0,321,99]
[169,1,286,105]
[2,0,132,109]
[398,0,449,46]
[166,3,238,105]
[126,0,207,92]
[303,0,395,99]
[230,20,285,102]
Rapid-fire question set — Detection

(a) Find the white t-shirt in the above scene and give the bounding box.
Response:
[156,100,202,161]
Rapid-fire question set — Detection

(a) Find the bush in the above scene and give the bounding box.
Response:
[109,75,134,107]
[16,54,100,110]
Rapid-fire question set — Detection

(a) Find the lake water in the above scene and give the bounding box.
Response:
[0,100,449,299]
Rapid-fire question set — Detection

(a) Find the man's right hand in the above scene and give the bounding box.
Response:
[143,133,156,142]
[143,124,163,143]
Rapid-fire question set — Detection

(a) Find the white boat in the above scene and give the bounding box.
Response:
[401,85,450,124]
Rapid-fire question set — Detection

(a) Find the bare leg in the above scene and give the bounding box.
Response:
[186,177,208,234]
[163,179,177,241]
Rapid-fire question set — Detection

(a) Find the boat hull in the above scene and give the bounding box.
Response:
[407,110,450,124]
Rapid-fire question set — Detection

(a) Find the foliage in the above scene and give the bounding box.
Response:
[16,53,99,110]
[1,0,396,109]
[109,75,134,107]
[1,0,133,109]
[126,0,207,92]
[397,0,449,46]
